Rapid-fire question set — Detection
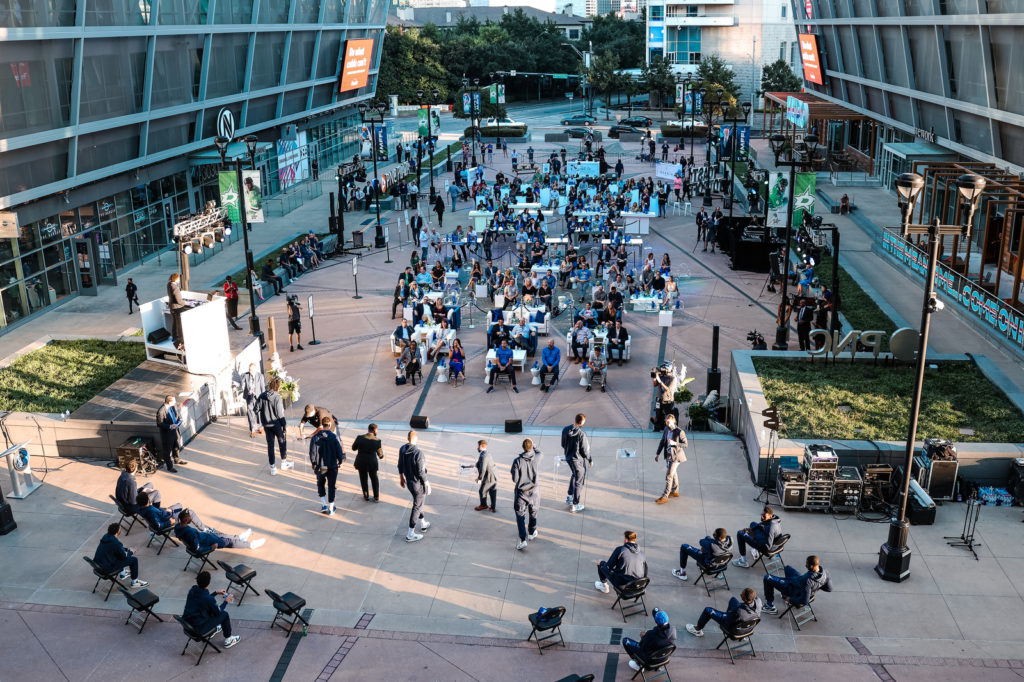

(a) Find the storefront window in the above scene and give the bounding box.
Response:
[1,285,27,328]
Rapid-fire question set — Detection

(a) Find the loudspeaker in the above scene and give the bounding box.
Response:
[0,503,16,535]
[409,415,430,429]
[505,419,522,433]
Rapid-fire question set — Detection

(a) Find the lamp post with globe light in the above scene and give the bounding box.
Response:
[357,101,389,248]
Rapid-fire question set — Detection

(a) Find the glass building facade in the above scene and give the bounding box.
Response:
[798,0,1024,176]
[0,0,386,332]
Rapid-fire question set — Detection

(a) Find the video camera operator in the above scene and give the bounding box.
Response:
[650,362,679,432]
[286,294,303,352]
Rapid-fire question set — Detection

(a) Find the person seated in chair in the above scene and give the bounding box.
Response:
[448,338,466,386]
[685,587,762,637]
[489,319,510,349]
[431,260,445,289]
[426,319,454,361]
[116,459,162,514]
[673,527,732,581]
[733,506,783,568]
[399,341,423,385]
[183,570,241,649]
[578,301,598,328]
[93,523,148,588]
[585,345,608,392]
[607,319,629,366]
[570,320,591,363]
[136,491,180,532]
[486,339,518,394]
[511,316,537,355]
[393,318,414,346]
[174,509,265,553]
[595,529,648,593]
[762,554,833,614]
[537,280,554,311]
[539,339,561,392]
[622,608,676,673]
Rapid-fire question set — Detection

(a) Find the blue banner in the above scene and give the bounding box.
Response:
[373,125,388,161]
[472,92,481,114]
[463,93,470,115]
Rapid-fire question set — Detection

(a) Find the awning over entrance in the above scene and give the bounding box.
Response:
[881,141,954,160]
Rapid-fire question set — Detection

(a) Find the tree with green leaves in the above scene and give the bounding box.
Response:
[642,55,675,120]
[696,55,739,98]
[761,59,803,93]
[578,15,644,69]
[376,26,448,105]
[587,51,620,120]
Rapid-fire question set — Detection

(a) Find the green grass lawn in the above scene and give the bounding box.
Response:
[0,340,146,413]
[753,357,1024,442]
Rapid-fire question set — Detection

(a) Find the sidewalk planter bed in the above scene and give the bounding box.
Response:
[752,356,1024,442]
[465,125,528,138]
[0,340,145,413]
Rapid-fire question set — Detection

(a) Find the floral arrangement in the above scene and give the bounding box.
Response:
[268,365,301,403]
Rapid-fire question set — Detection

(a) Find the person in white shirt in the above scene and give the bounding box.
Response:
[511,317,537,355]
[408,181,419,210]
[585,345,608,392]
[419,227,430,261]
[570,320,591,363]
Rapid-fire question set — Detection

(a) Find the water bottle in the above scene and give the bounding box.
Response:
[537,607,548,617]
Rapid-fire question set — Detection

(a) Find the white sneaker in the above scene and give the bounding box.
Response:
[628,660,641,671]
[594,580,610,593]
[686,624,704,637]
[281,460,294,471]
[118,569,129,580]
[573,504,585,513]
[750,548,760,560]
[249,538,265,549]
[406,531,424,543]
[672,568,688,581]
[239,528,252,542]
[270,465,278,476]
[419,519,431,532]
[328,504,336,516]
[516,540,528,550]
[223,635,240,648]
[527,531,538,540]
[130,579,149,588]
[732,557,749,568]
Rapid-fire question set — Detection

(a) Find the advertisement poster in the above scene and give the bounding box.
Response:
[418,108,429,137]
[489,84,497,104]
[792,172,816,230]
[276,131,308,190]
[766,171,789,228]
[798,34,824,85]
[786,95,810,128]
[656,161,682,180]
[338,38,374,92]
[719,125,750,158]
[462,93,470,114]
[472,92,481,114]
[242,170,264,223]
[218,171,241,224]
[373,125,388,161]
[498,84,505,104]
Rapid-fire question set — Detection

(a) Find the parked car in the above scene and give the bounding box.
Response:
[561,114,596,126]
[620,116,653,127]
[608,124,642,139]
[564,127,591,138]
[483,117,523,127]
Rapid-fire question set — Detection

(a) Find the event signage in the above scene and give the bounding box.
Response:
[338,38,374,92]
[785,95,810,127]
[880,230,1024,352]
[807,328,918,360]
[462,93,470,114]
[418,108,429,136]
[216,108,234,140]
[798,34,824,85]
[218,170,263,223]
[766,171,788,228]
[792,172,816,232]
[719,125,751,157]
[373,125,388,161]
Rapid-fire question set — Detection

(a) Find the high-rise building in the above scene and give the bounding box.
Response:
[645,0,797,103]
[0,0,385,333]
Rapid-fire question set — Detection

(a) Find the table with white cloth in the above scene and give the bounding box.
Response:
[601,238,644,268]
[621,212,653,235]
[631,295,663,311]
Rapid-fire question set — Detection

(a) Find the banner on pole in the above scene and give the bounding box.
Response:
[373,125,388,161]
[766,171,789,228]
[417,108,429,137]
[462,93,470,114]
[489,84,497,103]
[471,92,481,113]
[218,172,241,224]
[792,172,816,230]
[242,170,264,223]
[498,84,506,104]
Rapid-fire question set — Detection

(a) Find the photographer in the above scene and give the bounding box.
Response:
[650,362,679,432]
[287,295,303,352]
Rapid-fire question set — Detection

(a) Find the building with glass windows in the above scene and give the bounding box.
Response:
[0,0,386,333]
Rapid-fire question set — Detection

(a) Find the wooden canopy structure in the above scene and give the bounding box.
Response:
[763,92,874,172]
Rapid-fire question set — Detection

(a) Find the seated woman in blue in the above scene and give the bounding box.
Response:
[448,338,466,386]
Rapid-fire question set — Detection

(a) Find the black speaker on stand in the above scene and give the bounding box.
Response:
[505,419,523,433]
[0,483,16,535]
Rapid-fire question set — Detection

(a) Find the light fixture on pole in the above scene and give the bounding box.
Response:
[876,171,986,583]
[689,79,702,162]
[768,131,819,350]
[357,101,388,249]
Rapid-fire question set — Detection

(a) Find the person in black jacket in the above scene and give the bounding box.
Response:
[115,459,161,513]
[352,424,384,502]
[183,570,240,649]
[686,587,762,637]
[309,417,345,516]
[511,439,542,550]
[595,530,648,593]
[240,363,265,438]
[93,523,148,588]
[623,608,676,672]
[261,260,284,296]
[125,278,139,314]
[673,528,732,581]
[561,413,591,513]
[733,506,783,568]
[762,555,833,614]
[607,319,629,365]
[259,377,292,476]
[473,440,497,512]
[156,395,188,473]
[166,273,186,349]
[398,430,431,542]
[174,510,265,552]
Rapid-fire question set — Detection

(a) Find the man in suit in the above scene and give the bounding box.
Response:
[393,318,414,345]
[240,363,265,438]
[474,439,498,512]
[166,273,187,349]
[607,319,629,366]
[156,395,188,472]
[410,213,424,246]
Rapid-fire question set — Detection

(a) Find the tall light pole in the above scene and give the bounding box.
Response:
[462,76,481,167]
[357,101,388,248]
[723,101,752,221]
[334,166,347,250]
[215,134,263,343]
[875,171,987,583]
[700,88,724,207]
[768,132,819,350]
[490,71,505,156]
[689,79,702,162]
[416,87,441,204]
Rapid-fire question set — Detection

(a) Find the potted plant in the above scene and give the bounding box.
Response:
[688,401,712,431]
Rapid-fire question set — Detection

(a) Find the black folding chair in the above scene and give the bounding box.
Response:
[109,495,141,535]
[715,617,760,663]
[526,606,566,654]
[83,556,126,602]
[183,544,217,574]
[778,593,817,630]
[174,615,222,665]
[751,534,790,576]
[610,577,649,622]
[218,561,259,605]
[119,586,164,633]
[144,520,180,555]
[265,589,309,636]
[629,643,675,681]
[693,552,732,597]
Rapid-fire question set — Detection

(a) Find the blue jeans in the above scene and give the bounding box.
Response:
[679,544,703,569]
[695,606,728,631]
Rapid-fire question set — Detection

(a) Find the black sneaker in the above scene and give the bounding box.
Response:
[290,346,294,352]
[297,344,304,350]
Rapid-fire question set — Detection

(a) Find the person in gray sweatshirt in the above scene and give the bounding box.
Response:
[511,439,542,550]
[596,530,648,593]
[561,413,592,513]
[474,439,498,512]
[398,430,431,542]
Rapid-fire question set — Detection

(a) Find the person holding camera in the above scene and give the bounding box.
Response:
[286,295,303,352]
[654,413,687,505]
[309,416,345,516]
[650,363,679,431]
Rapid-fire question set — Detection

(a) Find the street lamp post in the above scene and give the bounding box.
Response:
[722,101,752,221]
[689,79,702,162]
[767,132,819,350]
[462,77,480,167]
[215,134,263,343]
[490,72,505,158]
[416,87,441,205]
[875,171,987,583]
[357,101,388,249]
[700,88,724,207]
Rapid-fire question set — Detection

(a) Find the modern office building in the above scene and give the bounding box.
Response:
[0,0,386,333]
[645,0,798,102]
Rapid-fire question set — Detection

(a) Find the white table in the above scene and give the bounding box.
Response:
[631,295,663,311]
[621,212,652,235]
[545,237,569,246]
[485,348,527,371]
[468,210,494,231]
[531,261,561,275]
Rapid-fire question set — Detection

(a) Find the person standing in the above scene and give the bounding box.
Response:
[474,439,497,512]
[351,423,384,502]
[654,413,687,504]
[258,377,292,476]
[309,416,345,516]
[156,395,189,473]
[434,193,445,229]
[797,298,815,351]
[398,430,431,542]
[223,276,242,330]
[561,414,591,513]
[287,295,303,352]
[241,363,265,438]
[166,273,187,350]
[125,278,139,314]
[511,438,542,550]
